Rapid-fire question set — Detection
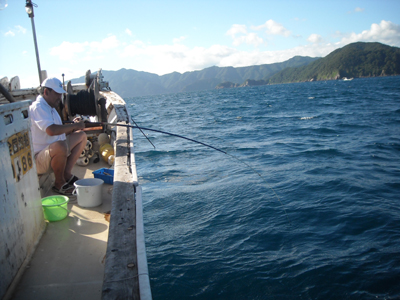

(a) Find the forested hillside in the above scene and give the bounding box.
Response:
[267,42,400,84]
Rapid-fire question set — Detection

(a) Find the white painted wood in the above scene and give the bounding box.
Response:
[0,101,45,299]
[136,187,152,300]
[9,76,20,91]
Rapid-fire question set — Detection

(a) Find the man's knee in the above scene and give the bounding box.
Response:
[80,131,88,143]
[50,140,68,156]
[73,131,87,144]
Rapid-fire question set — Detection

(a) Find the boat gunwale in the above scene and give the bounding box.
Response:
[101,94,151,300]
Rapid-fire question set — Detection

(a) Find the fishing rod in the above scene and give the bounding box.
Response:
[92,121,228,154]
[87,121,291,225]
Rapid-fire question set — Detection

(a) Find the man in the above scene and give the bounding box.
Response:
[30,77,87,196]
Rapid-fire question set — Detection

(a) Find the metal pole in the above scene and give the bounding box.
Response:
[30,15,42,85]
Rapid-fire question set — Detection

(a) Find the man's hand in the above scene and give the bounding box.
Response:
[73,120,85,131]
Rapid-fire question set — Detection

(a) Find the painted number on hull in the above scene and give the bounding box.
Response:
[8,131,33,181]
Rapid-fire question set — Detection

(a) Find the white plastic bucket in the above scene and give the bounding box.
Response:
[73,178,104,207]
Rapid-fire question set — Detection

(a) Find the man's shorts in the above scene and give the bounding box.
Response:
[34,136,71,175]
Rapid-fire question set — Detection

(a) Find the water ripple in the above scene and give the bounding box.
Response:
[128,76,400,299]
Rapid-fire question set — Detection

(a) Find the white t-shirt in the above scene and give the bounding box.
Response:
[30,95,66,155]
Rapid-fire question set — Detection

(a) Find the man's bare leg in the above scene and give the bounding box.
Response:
[64,131,87,180]
[49,140,69,190]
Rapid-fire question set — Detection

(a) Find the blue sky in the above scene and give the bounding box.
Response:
[1,0,400,88]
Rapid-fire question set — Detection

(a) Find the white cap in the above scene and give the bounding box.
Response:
[42,77,66,94]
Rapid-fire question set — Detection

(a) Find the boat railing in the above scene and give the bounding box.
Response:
[101,98,152,300]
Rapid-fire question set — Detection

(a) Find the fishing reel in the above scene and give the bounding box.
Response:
[61,69,108,126]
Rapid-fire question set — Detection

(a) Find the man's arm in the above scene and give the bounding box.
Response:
[46,121,85,136]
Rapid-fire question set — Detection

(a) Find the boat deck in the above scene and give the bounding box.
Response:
[11,160,113,300]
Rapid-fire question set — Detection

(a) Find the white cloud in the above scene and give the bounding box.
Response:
[226,24,264,47]
[50,41,89,60]
[119,38,331,75]
[232,32,264,47]
[42,19,400,81]
[90,35,120,52]
[226,24,248,38]
[5,30,14,37]
[4,25,26,37]
[226,20,291,47]
[15,25,26,34]
[307,34,323,44]
[338,20,400,47]
[19,74,42,89]
[120,42,236,74]
[219,44,336,69]
[151,19,400,73]
[252,20,291,37]
[50,35,119,61]
[348,7,365,14]
[173,36,187,44]
[125,28,132,36]
[294,17,307,22]
[121,41,147,57]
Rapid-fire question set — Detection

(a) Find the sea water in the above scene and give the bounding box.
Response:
[126,76,400,299]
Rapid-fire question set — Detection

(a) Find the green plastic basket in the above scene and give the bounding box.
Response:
[41,195,69,222]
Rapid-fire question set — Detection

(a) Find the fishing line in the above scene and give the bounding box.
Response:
[130,116,156,149]
[94,121,290,224]
[225,152,291,226]
[199,133,291,225]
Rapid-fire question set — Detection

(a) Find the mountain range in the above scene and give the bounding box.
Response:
[71,42,400,98]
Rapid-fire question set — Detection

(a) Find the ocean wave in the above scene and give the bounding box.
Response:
[130,77,400,300]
